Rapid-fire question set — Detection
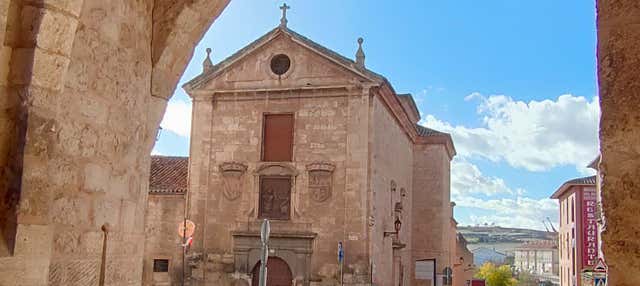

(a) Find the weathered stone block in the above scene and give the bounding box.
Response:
[34,8,79,55]
[84,163,110,193]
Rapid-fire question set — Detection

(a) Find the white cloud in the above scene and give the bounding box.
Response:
[455,196,559,231]
[160,99,192,137]
[421,93,600,172]
[151,147,164,156]
[451,159,523,197]
[450,160,556,230]
[463,92,482,101]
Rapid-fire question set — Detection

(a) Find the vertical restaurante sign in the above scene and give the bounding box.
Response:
[582,189,598,268]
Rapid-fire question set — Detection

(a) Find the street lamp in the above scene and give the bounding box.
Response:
[384,217,402,237]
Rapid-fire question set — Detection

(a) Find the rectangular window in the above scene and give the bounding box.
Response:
[153,259,169,272]
[259,176,291,220]
[262,114,294,162]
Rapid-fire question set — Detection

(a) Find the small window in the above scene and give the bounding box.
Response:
[153,259,169,272]
[262,114,294,162]
[270,54,291,75]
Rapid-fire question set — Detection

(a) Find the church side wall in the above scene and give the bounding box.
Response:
[369,95,414,286]
[142,194,186,286]
[412,143,453,286]
[187,92,371,285]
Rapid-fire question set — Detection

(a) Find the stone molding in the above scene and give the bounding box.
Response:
[219,161,248,173]
[304,162,335,172]
[231,230,316,285]
[254,162,299,177]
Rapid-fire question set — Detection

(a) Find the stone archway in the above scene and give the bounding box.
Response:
[0,1,637,285]
[0,0,229,285]
[251,257,293,286]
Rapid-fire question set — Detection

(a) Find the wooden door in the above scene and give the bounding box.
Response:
[251,257,293,286]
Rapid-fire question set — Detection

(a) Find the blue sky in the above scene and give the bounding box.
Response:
[153,0,599,230]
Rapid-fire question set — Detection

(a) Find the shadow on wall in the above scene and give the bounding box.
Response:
[0,0,44,257]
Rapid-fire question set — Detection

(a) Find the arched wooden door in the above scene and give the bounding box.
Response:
[251,257,293,286]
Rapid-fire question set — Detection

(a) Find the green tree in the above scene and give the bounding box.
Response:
[474,262,517,286]
[516,271,537,286]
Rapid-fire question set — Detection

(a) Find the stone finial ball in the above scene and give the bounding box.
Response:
[206,48,212,54]
[357,37,364,44]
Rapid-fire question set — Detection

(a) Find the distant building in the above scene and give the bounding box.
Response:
[453,233,475,286]
[550,175,597,286]
[471,247,508,266]
[514,240,559,285]
[587,155,606,262]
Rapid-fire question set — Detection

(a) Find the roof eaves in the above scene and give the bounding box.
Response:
[184,26,390,93]
[398,93,421,119]
[183,27,282,92]
[550,175,597,199]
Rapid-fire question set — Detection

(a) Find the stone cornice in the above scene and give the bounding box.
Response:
[373,83,456,160]
[231,231,317,239]
[187,84,362,101]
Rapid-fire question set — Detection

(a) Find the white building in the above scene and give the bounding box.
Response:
[514,240,559,285]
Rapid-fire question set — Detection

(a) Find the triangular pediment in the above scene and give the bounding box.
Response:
[183,27,386,93]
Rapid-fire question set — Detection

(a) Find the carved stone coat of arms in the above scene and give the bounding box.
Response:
[219,162,248,201]
[306,162,335,203]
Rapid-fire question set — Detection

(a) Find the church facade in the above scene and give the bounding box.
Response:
[144,13,459,286]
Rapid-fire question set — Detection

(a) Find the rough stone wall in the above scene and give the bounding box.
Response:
[369,94,414,285]
[597,1,640,285]
[142,194,186,286]
[0,0,228,285]
[412,144,453,286]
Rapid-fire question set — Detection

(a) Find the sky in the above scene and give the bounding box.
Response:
[152,0,600,231]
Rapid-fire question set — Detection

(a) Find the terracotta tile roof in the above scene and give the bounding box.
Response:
[565,175,597,185]
[550,175,596,199]
[516,240,558,250]
[149,155,188,194]
[415,124,446,137]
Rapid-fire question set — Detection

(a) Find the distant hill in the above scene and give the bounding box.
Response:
[459,225,557,256]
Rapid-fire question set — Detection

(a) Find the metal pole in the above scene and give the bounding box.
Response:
[259,219,270,286]
[99,223,109,286]
[182,217,187,286]
[340,262,344,286]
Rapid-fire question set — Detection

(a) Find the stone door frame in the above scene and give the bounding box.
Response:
[232,231,316,286]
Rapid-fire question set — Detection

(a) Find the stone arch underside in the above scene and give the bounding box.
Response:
[0,0,229,285]
[0,0,637,285]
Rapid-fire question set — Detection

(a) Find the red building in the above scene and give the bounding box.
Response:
[550,176,597,286]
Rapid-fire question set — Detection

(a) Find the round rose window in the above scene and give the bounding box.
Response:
[270,54,291,75]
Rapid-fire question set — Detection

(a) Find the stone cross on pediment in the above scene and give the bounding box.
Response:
[279,3,290,27]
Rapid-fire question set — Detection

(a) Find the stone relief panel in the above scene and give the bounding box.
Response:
[305,162,335,203]
[219,162,248,201]
[259,176,291,220]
